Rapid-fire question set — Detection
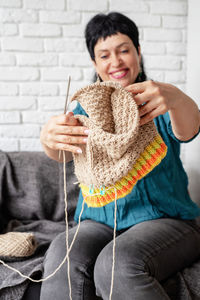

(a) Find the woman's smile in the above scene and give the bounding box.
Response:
[109,68,129,79]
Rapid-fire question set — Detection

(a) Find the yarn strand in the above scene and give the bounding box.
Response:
[63,150,72,300]
[109,187,117,300]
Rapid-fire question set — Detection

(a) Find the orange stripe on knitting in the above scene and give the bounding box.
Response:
[116,189,123,196]
[137,147,166,174]
[82,136,167,207]
[125,181,133,190]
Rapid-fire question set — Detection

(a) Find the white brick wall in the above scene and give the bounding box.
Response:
[0,0,188,151]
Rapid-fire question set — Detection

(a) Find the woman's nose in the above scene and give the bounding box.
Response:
[111,54,122,67]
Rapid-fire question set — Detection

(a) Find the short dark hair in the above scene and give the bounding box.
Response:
[85,12,146,83]
[85,12,140,61]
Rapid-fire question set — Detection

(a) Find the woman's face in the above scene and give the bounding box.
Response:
[93,32,141,88]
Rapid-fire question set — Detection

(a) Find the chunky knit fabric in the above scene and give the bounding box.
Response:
[71,81,167,207]
[0,232,37,257]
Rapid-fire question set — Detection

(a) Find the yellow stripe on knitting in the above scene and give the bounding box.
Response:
[81,134,167,207]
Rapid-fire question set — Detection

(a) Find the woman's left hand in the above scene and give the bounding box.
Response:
[125,80,180,125]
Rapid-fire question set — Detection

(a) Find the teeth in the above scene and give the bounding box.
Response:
[113,70,126,77]
[112,70,126,77]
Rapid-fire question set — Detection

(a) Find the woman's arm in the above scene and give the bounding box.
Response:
[40,112,89,163]
[168,87,200,141]
[126,80,200,141]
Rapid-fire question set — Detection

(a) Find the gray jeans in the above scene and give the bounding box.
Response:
[40,218,200,300]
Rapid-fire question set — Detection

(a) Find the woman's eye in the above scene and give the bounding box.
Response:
[121,49,128,53]
[101,55,107,59]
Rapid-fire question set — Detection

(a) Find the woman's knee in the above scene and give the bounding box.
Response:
[94,242,113,294]
[94,239,147,290]
[43,227,86,274]
[43,231,66,270]
[44,220,113,272]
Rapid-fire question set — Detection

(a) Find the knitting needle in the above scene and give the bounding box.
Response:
[63,75,71,114]
[59,75,71,160]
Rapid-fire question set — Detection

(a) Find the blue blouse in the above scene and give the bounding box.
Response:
[73,102,200,230]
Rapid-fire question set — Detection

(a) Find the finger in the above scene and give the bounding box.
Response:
[65,113,81,126]
[46,139,84,154]
[140,107,161,126]
[126,80,158,96]
[139,100,157,117]
[55,125,90,136]
[56,143,83,154]
[54,113,80,126]
[55,134,88,145]
[133,91,150,106]
[125,81,147,94]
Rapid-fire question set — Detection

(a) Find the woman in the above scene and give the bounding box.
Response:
[39,12,200,300]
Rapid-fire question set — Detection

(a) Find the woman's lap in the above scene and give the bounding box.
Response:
[40,218,200,300]
[40,219,113,300]
[94,218,200,299]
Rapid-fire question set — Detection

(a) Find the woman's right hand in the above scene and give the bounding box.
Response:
[40,112,89,155]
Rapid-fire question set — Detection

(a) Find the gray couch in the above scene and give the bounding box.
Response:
[0,150,200,300]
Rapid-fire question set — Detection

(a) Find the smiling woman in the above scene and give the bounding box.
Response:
[85,12,146,86]
[93,33,141,87]
[39,12,200,300]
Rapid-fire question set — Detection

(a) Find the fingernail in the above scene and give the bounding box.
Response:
[84,130,90,135]
[77,149,82,154]
[83,138,88,143]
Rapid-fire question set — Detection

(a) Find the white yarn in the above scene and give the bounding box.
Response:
[109,187,117,300]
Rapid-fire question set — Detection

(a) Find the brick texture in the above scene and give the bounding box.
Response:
[0,0,188,151]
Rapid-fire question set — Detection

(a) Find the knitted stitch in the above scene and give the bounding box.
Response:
[71,81,167,207]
